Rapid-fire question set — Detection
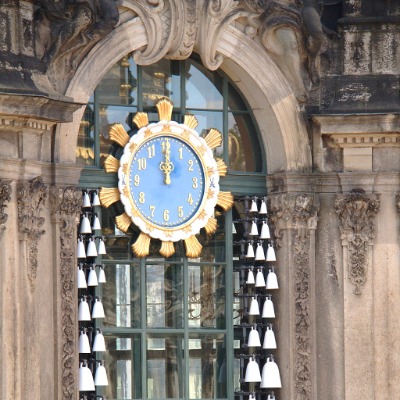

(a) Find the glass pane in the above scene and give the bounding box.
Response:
[147,335,184,398]
[142,59,180,107]
[97,56,138,105]
[188,265,226,329]
[146,264,183,328]
[228,113,262,172]
[188,334,226,399]
[103,264,141,328]
[98,335,141,399]
[76,105,95,165]
[228,82,247,111]
[186,61,223,109]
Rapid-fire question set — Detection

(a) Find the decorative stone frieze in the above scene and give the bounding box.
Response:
[50,186,82,400]
[269,193,319,400]
[17,176,48,287]
[335,189,380,295]
[0,180,11,234]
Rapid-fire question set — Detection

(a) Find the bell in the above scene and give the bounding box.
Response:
[92,213,101,230]
[247,325,261,347]
[82,191,91,208]
[77,265,87,289]
[259,199,268,214]
[246,268,255,285]
[92,329,106,352]
[260,356,282,388]
[232,222,237,234]
[79,330,91,354]
[87,265,98,287]
[266,244,276,262]
[250,198,258,213]
[250,220,258,236]
[94,361,109,386]
[98,265,106,283]
[77,237,86,259]
[86,237,98,257]
[244,357,261,382]
[98,237,107,255]
[246,242,255,258]
[92,297,105,319]
[92,190,101,206]
[262,296,275,318]
[78,297,91,321]
[80,213,92,234]
[255,269,266,287]
[266,268,279,290]
[267,394,276,400]
[249,394,256,400]
[255,242,265,261]
[79,361,95,392]
[263,325,277,349]
[260,221,271,239]
[248,296,260,316]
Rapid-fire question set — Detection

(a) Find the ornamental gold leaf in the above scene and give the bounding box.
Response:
[104,154,120,173]
[197,144,207,155]
[156,97,173,121]
[132,233,151,258]
[217,191,234,211]
[130,142,137,152]
[216,159,227,177]
[144,129,152,138]
[198,210,207,220]
[133,112,149,128]
[115,213,132,233]
[184,114,198,129]
[109,123,130,147]
[160,241,175,258]
[99,187,120,208]
[205,217,217,234]
[204,128,222,150]
[184,235,202,258]
[183,225,192,234]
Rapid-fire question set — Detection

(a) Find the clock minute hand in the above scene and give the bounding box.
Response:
[159,139,174,185]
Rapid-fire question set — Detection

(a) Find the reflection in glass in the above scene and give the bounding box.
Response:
[146,264,183,328]
[76,105,95,165]
[147,335,184,399]
[189,335,226,399]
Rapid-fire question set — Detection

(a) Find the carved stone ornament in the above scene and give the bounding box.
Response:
[335,189,380,295]
[50,186,82,400]
[17,176,48,287]
[268,193,319,400]
[0,180,12,234]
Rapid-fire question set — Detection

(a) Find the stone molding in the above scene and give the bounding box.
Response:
[17,176,48,287]
[50,186,82,400]
[335,189,380,295]
[0,180,11,234]
[269,193,319,400]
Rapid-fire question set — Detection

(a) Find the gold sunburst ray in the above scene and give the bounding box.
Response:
[204,217,217,234]
[204,128,222,150]
[160,241,175,258]
[184,114,198,129]
[104,154,120,173]
[216,159,227,177]
[115,212,132,233]
[99,187,120,208]
[109,123,130,147]
[132,233,151,258]
[217,191,234,211]
[184,235,202,258]
[156,97,173,121]
[133,112,149,129]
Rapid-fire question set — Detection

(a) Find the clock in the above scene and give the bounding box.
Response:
[100,97,233,258]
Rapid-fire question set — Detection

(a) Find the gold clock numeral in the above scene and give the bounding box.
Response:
[192,177,198,189]
[178,206,183,218]
[149,205,155,217]
[178,147,183,160]
[188,159,194,172]
[138,158,147,170]
[134,174,140,186]
[187,193,193,205]
[138,192,145,204]
[163,209,170,222]
[147,144,155,158]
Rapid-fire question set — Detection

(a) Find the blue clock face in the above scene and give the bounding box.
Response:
[127,135,206,228]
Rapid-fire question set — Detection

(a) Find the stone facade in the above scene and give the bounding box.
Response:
[0,1,399,399]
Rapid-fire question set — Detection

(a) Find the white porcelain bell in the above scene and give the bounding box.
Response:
[255,269,266,287]
[92,190,101,206]
[79,361,95,392]
[263,325,277,349]
[255,242,265,261]
[248,296,260,316]
[77,237,86,259]
[92,213,101,230]
[79,330,91,354]
[260,221,271,239]
[80,213,92,234]
[232,222,237,234]
[98,265,106,283]
[266,268,279,290]
[92,329,106,352]
[92,297,105,319]
[77,265,87,289]
[244,356,261,382]
[266,244,276,262]
[247,325,261,347]
[246,268,255,285]
[262,296,275,318]
[87,265,98,287]
[82,191,91,208]
[250,220,258,236]
[78,297,91,321]
[246,242,255,258]
[94,360,109,386]
[86,237,98,257]
[98,237,106,255]
[259,199,268,215]
[250,198,258,213]
[249,394,256,400]
[260,356,282,388]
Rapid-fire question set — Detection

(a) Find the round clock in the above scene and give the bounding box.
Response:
[100,98,233,258]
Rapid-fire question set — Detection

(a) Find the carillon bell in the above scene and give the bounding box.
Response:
[246,242,255,258]
[260,355,282,388]
[266,244,276,262]
[94,360,109,386]
[246,268,255,285]
[92,213,101,230]
[266,268,279,290]
[98,265,106,283]
[247,325,261,347]
[255,242,265,261]
[263,325,277,349]
[80,213,92,234]
[255,268,266,287]
[260,221,271,239]
[92,297,105,319]
[77,237,86,259]
[78,297,91,321]
[232,222,237,234]
[244,356,261,382]
[87,265,98,287]
[248,296,260,316]
[250,198,258,213]
[86,237,98,257]
[249,393,256,400]
[91,190,101,206]
[262,296,275,318]
[250,220,259,236]
[79,361,95,392]
[82,191,91,208]
[92,329,106,352]
[79,330,91,354]
[77,265,87,289]
[98,237,107,255]
[259,199,268,214]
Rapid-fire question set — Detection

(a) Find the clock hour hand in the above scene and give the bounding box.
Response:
[159,138,174,185]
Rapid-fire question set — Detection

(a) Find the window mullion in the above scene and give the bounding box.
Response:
[222,77,229,166]
[141,257,147,399]
[183,256,190,398]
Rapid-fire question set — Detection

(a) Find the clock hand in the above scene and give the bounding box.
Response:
[159,138,174,184]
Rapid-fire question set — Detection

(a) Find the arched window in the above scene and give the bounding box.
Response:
[78,55,267,399]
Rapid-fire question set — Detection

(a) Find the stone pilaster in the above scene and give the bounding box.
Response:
[268,193,319,400]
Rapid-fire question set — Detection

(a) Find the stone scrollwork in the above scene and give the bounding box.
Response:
[17,176,48,287]
[50,186,82,400]
[335,189,380,295]
[0,180,12,234]
[269,193,319,400]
